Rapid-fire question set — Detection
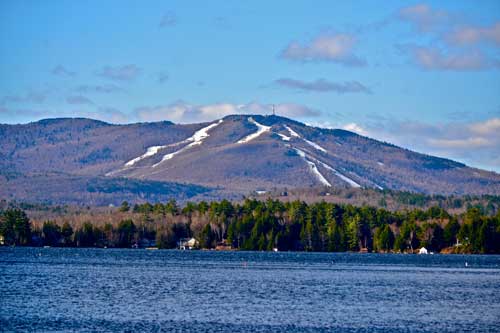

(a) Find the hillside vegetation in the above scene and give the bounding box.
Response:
[1,198,499,254]
[1,116,499,206]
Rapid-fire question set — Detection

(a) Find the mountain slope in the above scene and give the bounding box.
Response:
[1,115,499,204]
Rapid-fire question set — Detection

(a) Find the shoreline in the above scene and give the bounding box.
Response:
[1,245,493,255]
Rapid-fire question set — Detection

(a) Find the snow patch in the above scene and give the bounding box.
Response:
[284,125,327,153]
[303,138,327,153]
[295,148,361,188]
[191,120,223,144]
[316,160,362,188]
[285,125,301,138]
[125,146,166,167]
[276,133,291,141]
[294,148,331,187]
[153,119,223,167]
[308,161,331,187]
[237,117,271,144]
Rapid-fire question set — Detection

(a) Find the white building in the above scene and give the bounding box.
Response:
[178,237,198,250]
[418,247,428,255]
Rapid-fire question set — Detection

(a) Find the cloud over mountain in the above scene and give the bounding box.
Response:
[135,101,320,123]
[349,117,500,171]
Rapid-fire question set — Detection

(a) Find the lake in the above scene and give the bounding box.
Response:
[1,248,499,332]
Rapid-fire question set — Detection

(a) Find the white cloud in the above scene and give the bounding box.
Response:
[396,5,500,72]
[398,4,449,32]
[447,22,500,47]
[402,45,499,71]
[88,107,129,124]
[275,78,371,94]
[281,33,366,66]
[469,118,500,135]
[342,123,369,136]
[134,101,320,123]
[428,137,491,149]
[347,117,500,171]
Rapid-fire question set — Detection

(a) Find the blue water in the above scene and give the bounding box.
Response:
[1,248,500,332]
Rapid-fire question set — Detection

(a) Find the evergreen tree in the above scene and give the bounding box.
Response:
[119,201,130,212]
[42,221,61,246]
[61,222,74,246]
[444,219,460,246]
[0,209,31,246]
[117,219,136,247]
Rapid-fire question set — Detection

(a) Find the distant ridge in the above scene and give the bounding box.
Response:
[0,115,498,204]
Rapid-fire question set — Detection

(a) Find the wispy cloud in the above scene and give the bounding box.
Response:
[342,117,500,171]
[135,101,321,123]
[66,95,94,105]
[398,4,450,32]
[428,137,491,149]
[342,123,370,136]
[398,4,500,47]
[97,65,141,81]
[395,4,500,72]
[158,72,169,84]
[0,106,129,125]
[281,33,366,66]
[446,22,500,47]
[0,107,52,121]
[1,91,46,105]
[75,84,124,94]
[275,78,371,94]
[87,107,129,124]
[51,65,76,77]
[213,16,231,30]
[469,117,500,135]
[159,12,177,28]
[400,44,499,71]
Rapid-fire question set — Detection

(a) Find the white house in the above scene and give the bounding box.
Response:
[178,237,198,250]
[418,247,428,255]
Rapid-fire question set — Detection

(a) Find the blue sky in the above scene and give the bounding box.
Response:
[0,0,499,171]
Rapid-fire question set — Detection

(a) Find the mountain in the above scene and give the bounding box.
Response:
[1,115,499,205]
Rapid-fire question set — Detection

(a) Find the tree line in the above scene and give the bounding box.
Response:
[1,199,499,254]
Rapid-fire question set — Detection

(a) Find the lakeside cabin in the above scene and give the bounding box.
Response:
[418,247,428,255]
[178,238,198,250]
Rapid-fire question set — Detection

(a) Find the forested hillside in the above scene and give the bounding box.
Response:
[1,116,499,206]
[2,199,499,254]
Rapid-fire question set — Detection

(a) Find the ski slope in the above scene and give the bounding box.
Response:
[153,120,223,167]
[294,148,331,187]
[237,118,271,144]
[285,125,327,153]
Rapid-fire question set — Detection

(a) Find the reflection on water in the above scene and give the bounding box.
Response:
[1,248,499,332]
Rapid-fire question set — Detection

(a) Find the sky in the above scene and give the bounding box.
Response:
[0,0,499,171]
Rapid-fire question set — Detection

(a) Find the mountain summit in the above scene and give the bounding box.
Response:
[1,115,499,204]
